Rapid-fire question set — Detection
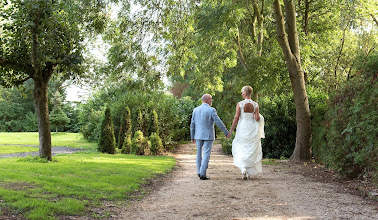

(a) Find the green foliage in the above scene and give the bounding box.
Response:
[131,130,145,155]
[121,134,132,154]
[259,94,296,159]
[313,52,378,181]
[149,110,159,135]
[118,107,132,149]
[49,91,70,132]
[220,133,235,155]
[149,133,164,156]
[0,82,36,132]
[98,106,116,154]
[78,81,196,151]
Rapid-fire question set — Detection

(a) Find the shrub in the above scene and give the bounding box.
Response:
[118,107,132,149]
[259,94,296,159]
[313,52,378,181]
[220,132,235,155]
[98,106,116,154]
[149,132,164,155]
[148,110,159,136]
[121,134,132,154]
[131,130,145,155]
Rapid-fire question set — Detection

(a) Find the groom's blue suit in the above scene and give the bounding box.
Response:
[190,103,229,178]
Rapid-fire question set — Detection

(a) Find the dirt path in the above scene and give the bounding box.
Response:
[114,142,377,220]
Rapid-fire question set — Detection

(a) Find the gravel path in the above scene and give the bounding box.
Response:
[0,145,85,158]
[112,142,377,220]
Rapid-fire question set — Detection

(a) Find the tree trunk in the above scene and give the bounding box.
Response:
[31,11,53,160]
[273,0,312,161]
[34,79,52,160]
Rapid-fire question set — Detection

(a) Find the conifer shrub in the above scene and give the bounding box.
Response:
[149,132,164,155]
[131,130,145,155]
[121,134,132,154]
[148,110,159,136]
[143,139,151,156]
[118,107,132,149]
[98,106,116,154]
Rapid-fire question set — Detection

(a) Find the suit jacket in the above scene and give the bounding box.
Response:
[190,103,229,140]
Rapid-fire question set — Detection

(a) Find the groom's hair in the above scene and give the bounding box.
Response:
[242,86,253,96]
[202,94,211,102]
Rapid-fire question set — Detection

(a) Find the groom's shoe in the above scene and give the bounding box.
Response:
[198,173,200,177]
[200,176,210,180]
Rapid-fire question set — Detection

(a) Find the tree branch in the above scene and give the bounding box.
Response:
[371,14,378,27]
[273,0,292,59]
[0,58,34,74]
[284,0,301,58]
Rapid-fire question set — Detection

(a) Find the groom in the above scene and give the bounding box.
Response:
[190,94,229,180]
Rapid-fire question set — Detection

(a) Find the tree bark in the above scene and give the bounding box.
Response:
[273,0,312,161]
[31,10,53,160]
[34,78,52,160]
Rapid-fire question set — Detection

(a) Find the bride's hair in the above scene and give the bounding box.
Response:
[241,86,253,96]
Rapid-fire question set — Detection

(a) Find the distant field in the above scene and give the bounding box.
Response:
[0,132,96,149]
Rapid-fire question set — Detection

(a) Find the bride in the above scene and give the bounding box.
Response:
[227,86,265,180]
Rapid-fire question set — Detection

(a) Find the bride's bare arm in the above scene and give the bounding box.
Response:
[227,104,241,138]
[255,106,260,121]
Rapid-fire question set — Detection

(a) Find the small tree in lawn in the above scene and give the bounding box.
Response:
[49,91,70,133]
[98,105,116,154]
[118,106,132,150]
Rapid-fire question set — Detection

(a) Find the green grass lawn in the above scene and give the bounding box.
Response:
[0,145,39,155]
[0,132,97,149]
[0,132,176,220]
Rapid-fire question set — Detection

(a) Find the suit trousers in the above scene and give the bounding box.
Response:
[196,140,213,177]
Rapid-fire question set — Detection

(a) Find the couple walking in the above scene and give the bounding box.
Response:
[190,86,265,180]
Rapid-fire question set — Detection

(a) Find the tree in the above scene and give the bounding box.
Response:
[49,91,70,132]
[98,105,116,154]
[273,0,312,161]
[0,0,107,160]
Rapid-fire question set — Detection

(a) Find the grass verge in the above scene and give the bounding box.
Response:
[0,152,175,219]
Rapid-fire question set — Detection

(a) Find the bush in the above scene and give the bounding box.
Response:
[97,106,116,154]
[118,107,132,149]
[121,134,132,154]
[148,110,159,135]
[220,132,235,155]
[259,94,296,159]
[149,133,164,155]
[131,130,145,155]
[313,52,378,181]
[78,81,195,152]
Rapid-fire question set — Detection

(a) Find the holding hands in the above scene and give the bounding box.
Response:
[226,131,233,139]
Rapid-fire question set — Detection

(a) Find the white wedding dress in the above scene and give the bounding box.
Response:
[232,99,265,176]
